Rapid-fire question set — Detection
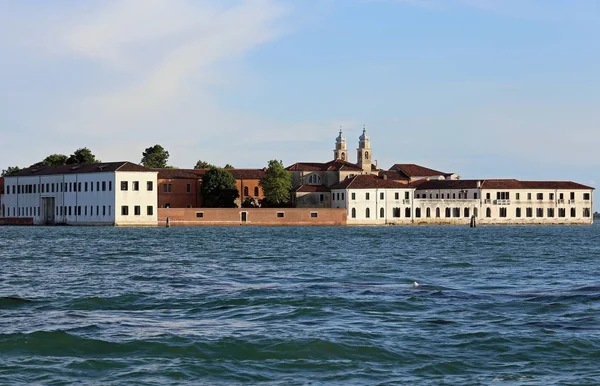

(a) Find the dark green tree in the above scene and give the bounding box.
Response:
[200,168,239,208]
[1,166,20,176]
[66,148,100,165]
[141,144,170,168]
[259,160,292,207]
[223,164,234,169]
[194,160,216,169]
[30,154,68,168]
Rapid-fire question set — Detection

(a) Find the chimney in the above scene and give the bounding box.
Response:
[382,174,388,180]
[375,160,378,169]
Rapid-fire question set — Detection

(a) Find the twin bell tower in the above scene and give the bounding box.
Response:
[333,127,372,173]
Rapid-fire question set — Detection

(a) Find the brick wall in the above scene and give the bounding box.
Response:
[158,207,346,226]
[0,218,34,225]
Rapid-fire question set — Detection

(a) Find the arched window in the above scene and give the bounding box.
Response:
[341,153,345,161]
[445,208,451,217]
[426,208,431,218]
[436,207,440,218]
[254,187,259,196]
[405,207,411,218]
[244,186,249,196]
[165,203,171,208]
[351,208,356,218]
[380,208,384,218]
[308,174,322,185]
[415,208,421,218]
[365,151,369,160]
[464,208,470,218]
[366,208,370,218]
[486,207,491,217]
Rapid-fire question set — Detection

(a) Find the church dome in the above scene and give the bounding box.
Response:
[336,129,345,143]
[359,127,369,142]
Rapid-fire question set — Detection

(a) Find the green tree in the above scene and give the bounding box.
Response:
[223,163,234,169]
[200,168,239,208]
[259,160,292,207]
[194,160,216,169]
[66,147,100,165]
[141,144,170,168]
[1,166,20,177]
[30,154,68,168]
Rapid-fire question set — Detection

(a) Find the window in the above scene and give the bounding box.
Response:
[584,193,590,200]
[486,208,491,218]
[453,208,460,217]
[405,192,409,200]
[186,204,192,208]
[395,192,399,200]
[109,181,112,191]
[547,208,555,217]
[516,208,521,217]
[464,208,470,218]
[163,184,168,192]
[549,193,554,200]
[570,192,575,200]
[558,208,565,217]
[51,184,55,193]
[244,186,249,196]
[254,187,259,196]
[366,193,370,200]
[133,181,140,191]
[121,206,129,216]
[147,206,153,216]
[351,193,356,200]
[320,194,324,202]
[474,193,478,200]
[311,212,318,218]
[97,181,100,191]
[393,208,401,218]
[85,182,88,192]
[527,193,532,200]
[537,193,543,200]
[277,212,285,218]
[84,206,87,216]
[103,206,106,216]
[536,208,544,217]
[516,193,520,200]
[77,206,81,216]
[186,184,191,193]
[308,174,322,185]
[559,193,564,200]
[78,182,82,192]
[134,206,141,216]
[196,212,204,218]
[168,184,172,192]
[436,208,440,218]
[526,208,533,217]
[96,206,99,216]
[446,207,451,217]
[380,192,384,200]
[571,207,576,217]
[365,208,370,218]
[415,208,421,218]
[351,208,356,218]
[426,208,431,218]
[341,193,344,201]
[499,207,507,217]
[147,181,153,191]
[102,181,106,191]
[121,181,128,191]
[69,207,72,216]
[486,193,490,200]
[583,208,591,217]
[380,208,385,218]
[405,207,411,218]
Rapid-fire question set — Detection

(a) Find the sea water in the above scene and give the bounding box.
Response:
[1,224,600,385]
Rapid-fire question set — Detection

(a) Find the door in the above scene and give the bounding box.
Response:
[241,211,247,223]
[41,197,55,224]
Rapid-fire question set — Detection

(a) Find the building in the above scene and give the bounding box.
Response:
[1,162,158,226]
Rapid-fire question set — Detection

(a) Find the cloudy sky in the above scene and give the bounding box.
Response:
[1,0,598,188]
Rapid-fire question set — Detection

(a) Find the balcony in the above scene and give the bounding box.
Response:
[402,199,411,204]
[494,199,511,205]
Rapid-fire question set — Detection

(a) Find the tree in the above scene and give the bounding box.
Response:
[224,164,234,169]
[66,148,100,165]
[259,160,292,207]
[1,166,20,177]
[200,168,239,208]
[194,160,216,169]
[141,144,170,168]
[30,154,68,168]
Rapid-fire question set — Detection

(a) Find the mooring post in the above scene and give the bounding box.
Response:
[166,217,171,228]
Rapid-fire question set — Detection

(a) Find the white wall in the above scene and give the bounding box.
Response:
[114,171,158,226]
[332,187,414,225]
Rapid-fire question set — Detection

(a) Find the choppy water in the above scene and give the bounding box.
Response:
[1,224,600,385]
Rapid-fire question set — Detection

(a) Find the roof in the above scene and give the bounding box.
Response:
[155,168,202,179]
[379,169,410,181]
[481,179,594,190]
[330,174,410,190]
[8,162,154,177]
[415,179,482,191]
[295,184,330,193]
[389,164,447,177]
[226,169,266,180]
[287,159,363,172]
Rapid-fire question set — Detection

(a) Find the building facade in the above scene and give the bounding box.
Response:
[1,162,158,226]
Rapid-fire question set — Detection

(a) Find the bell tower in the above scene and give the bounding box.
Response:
[333,128,349,162]
[357,126,372,173]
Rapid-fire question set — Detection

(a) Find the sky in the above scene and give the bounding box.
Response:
[1,0,598,191]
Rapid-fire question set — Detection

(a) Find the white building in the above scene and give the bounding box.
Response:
[0,162,158,226]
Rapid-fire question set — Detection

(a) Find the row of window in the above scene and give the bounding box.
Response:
[416,192,475,199]
[486,192,590,201]
[350,207,476,219]
[5,181,115,195]
[243,186,260,197]
[3,204,156,218]
[193,211,319,218]
[121,205,154,216]
[489,207,591,218]
[346,192,411,201]
[121,181,154,191]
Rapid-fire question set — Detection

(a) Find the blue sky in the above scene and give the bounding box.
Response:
[1,0,598,190]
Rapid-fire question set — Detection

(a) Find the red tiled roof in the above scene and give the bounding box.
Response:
[481,179,594,190]
[389,164,447,177]
[330,174,410,190]
[155,168,202,179]
[379,170,410,181]
[295,184,330,192]
[287,159,363,172]
[9,162,154,177]
[415,179,481,191]
[227,169,266,180]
